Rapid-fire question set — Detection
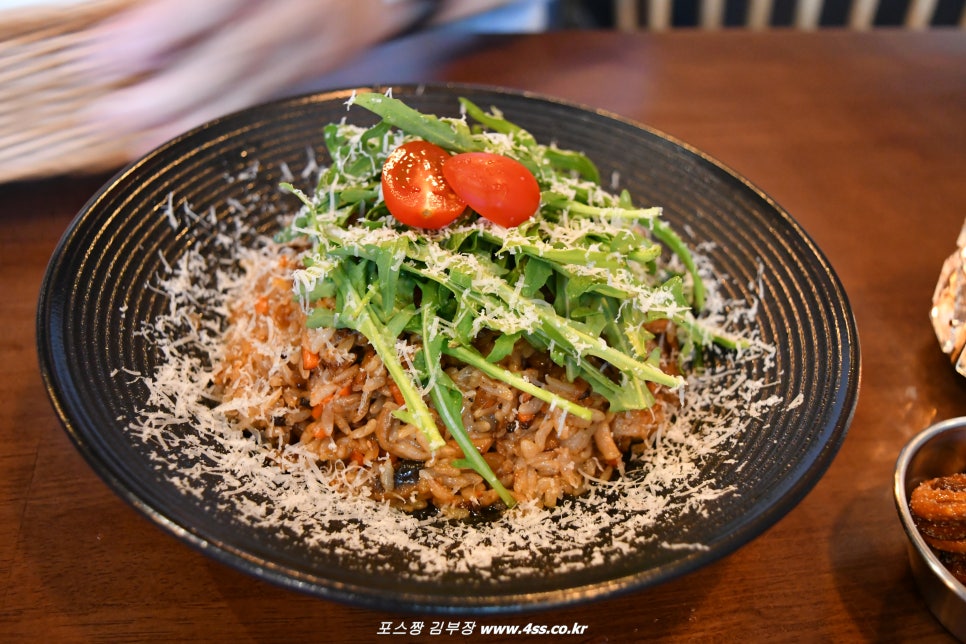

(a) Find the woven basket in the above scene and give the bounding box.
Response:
[0,0,139,182]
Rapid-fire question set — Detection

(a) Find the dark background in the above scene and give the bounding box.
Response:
[553,0,965,28]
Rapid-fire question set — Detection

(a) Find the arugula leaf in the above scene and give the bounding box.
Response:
[350,92,481,153]
[328,259,445,451]
[418,282,517,508]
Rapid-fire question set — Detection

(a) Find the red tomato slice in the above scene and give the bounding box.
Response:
[442,152,540,227]
[381,141,467,229]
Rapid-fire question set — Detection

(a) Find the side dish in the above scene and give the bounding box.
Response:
[910,473,966,583]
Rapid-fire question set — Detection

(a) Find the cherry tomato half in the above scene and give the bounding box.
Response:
[442,152,541,228]
[381,141,467,229]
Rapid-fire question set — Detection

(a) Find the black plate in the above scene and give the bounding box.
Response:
[37,84,859,613]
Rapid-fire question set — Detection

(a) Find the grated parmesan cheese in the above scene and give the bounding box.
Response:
[121,157,781,583]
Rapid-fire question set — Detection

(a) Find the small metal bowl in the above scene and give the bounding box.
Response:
[895,416,966,640]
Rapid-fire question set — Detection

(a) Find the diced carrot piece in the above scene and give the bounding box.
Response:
[388,380,405,406]
[254,296,269,315]
[311,384,352,419]
[302,347,320,370]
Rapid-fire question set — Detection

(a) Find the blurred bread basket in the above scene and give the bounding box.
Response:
[931,218,966,377]
[1,0,138,183]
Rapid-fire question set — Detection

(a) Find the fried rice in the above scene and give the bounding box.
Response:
[212,242,680,518]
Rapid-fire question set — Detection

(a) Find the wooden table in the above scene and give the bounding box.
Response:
[3,28,965,642]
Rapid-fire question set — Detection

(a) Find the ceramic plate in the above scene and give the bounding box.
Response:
[37,84,859,613]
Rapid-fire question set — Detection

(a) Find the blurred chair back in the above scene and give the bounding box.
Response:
[613,0,966,30]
